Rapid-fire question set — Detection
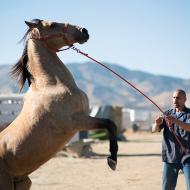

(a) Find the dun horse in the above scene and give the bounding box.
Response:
[0,19,118,189]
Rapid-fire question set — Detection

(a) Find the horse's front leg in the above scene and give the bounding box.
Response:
[14,176,32,190]
[0,163,14,190]
[72,113,118,170]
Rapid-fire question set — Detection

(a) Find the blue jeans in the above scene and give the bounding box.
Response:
[162,162,190,190]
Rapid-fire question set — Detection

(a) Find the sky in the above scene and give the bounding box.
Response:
[0,0,190,79]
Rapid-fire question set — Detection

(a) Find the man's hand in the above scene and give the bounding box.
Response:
[152,116,163,133]
[155,116,163,125]
[165,115,190,132]
[165,115,176,124]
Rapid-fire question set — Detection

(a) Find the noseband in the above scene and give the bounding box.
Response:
[30,24,72,52]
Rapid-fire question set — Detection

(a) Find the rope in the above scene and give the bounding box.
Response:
[71,46,188,154]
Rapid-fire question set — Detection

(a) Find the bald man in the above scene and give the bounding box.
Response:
[153,89,190,190]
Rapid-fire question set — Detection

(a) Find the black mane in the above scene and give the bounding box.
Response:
[10,19,42,92]
[11,43,31,92]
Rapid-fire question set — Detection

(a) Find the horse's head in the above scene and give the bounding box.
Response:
[25,19,89,50]
[11,19,89,92]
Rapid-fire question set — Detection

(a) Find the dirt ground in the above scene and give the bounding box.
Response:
[29,132,186,190]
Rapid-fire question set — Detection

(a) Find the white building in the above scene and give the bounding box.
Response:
[121,108,152,131]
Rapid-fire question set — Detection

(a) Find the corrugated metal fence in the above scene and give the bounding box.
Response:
[0,94,23,124]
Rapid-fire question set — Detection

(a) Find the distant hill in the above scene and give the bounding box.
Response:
[0,62,190,110]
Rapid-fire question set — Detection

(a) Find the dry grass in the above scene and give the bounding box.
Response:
[30,132,186,190]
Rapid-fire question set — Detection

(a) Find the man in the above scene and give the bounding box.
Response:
[152,89,190,190]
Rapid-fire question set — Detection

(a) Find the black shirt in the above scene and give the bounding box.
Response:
[160,107,190,163]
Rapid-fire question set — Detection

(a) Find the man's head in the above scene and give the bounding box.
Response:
[172,89,187,111]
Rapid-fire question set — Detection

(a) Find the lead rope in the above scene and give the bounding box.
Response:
[70,45,188,154]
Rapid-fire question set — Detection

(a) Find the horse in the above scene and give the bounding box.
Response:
[0,19,118,189]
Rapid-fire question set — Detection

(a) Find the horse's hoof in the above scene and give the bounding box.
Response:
[107,157,117,170]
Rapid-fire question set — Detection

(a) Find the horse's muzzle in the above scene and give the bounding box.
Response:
[77,28,89,44]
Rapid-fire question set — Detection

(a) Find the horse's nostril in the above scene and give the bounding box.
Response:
[82,28,88,34]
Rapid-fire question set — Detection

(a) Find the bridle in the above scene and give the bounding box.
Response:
[29,24,73,52]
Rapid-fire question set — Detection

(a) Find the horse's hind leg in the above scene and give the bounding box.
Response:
[14,176,32,190]
[72,114,118,170]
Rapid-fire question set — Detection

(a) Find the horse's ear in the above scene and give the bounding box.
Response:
[25,21,38,28]
[25,20,42,28]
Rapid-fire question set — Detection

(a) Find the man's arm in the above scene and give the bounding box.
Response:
[152,116,163,133]
[166,116,190,132]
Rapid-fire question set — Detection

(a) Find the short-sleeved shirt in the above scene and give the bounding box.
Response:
[160,106,190,163]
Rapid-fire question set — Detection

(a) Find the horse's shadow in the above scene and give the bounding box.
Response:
[59,140,161,160]
[86,153,161,159]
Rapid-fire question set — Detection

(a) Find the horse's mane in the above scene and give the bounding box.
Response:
[11,43,31,92]
[11,19,42,92]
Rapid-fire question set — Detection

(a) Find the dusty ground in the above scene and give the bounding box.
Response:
[30,132,186,190]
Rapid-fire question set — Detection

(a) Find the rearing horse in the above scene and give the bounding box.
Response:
[0,19,118,189]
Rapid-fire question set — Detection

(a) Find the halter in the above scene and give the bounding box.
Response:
[30,24,72,52]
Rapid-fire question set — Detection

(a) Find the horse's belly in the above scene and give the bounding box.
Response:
[25,87,89,117]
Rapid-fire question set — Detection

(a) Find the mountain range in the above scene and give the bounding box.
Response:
[0,62,189,110]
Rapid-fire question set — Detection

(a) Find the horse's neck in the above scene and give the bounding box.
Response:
[27,40,77,90]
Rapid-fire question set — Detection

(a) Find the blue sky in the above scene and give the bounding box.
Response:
[0,0,190,79]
